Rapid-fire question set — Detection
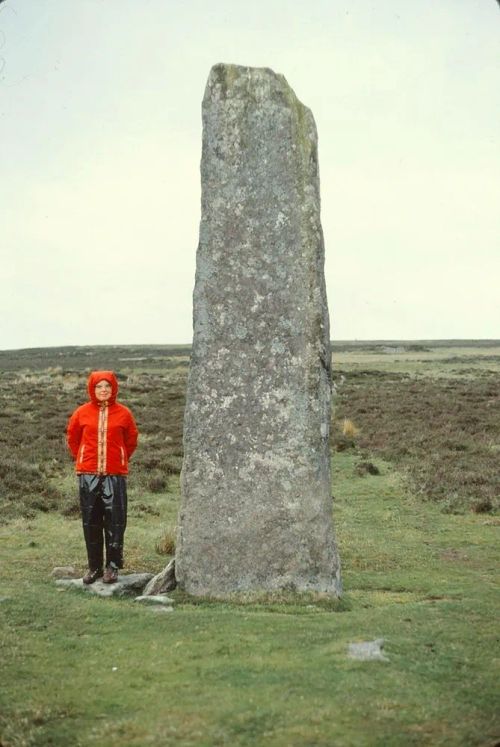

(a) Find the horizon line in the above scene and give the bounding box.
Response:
[1,338,500,354]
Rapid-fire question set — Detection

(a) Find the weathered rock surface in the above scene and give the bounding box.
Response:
[348,639,389,661]
[176,63,341,597]
[142,558,177,595]
[55,573,153,598]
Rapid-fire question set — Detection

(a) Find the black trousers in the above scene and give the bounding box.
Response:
[78,474,128,571]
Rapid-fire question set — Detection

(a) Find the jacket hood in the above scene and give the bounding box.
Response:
[87,370,118,405]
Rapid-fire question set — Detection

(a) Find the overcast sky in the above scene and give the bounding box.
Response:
[1,0,498,349]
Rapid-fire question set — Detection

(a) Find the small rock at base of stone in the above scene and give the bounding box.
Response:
[142,558,176,595]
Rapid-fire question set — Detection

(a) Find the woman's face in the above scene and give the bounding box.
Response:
[95,380,112,402]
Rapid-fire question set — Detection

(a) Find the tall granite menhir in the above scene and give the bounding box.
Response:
[176,64,341,596]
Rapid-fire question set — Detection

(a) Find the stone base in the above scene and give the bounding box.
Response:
[55,573,153,598]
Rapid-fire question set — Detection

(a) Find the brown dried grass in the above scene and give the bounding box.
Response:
[332,368,500,513]
[342,418,360,438]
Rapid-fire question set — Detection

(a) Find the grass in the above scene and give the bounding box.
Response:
[342,418,359,439]
[1,455,499,745]
[0,365,186,522]
[2,342,500,519]
[331,368,500,513]
[0,342,499,745]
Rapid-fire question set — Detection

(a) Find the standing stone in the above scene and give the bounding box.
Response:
[176,63,341,596]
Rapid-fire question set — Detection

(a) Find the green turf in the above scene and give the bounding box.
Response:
[1,451,498,746]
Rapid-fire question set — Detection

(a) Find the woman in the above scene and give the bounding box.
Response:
[67,371,139,584]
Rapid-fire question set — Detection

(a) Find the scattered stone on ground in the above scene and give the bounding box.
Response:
[55,573,153,598]
[355,462,380,477]
[347,638,389,661]
[51,566,79,579]
[134,595,174,605]
[147,606,174,614]
[142,558,177,595]
[177,62,341,597]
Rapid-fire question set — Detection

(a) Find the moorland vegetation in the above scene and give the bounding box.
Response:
[0,341,498,521]
[0,342,499,746]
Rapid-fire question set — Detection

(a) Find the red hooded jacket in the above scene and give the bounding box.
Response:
[67,371,138,476]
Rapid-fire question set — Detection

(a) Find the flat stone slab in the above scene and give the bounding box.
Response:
[134,595,174,605]
[347,638,389,661]
[55,573,153,598]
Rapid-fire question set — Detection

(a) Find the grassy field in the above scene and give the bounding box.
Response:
[0,342,499,746]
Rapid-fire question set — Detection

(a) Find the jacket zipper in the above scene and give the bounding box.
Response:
[97,406,108,474]
[120,446,125,466]
[79,444,85,464]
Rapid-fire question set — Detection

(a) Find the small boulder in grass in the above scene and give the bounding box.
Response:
[51,566,79,579]
[348,638,389,661]
[355,461,380,477]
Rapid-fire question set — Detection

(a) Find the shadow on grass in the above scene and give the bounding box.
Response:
[171,588,351,614]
